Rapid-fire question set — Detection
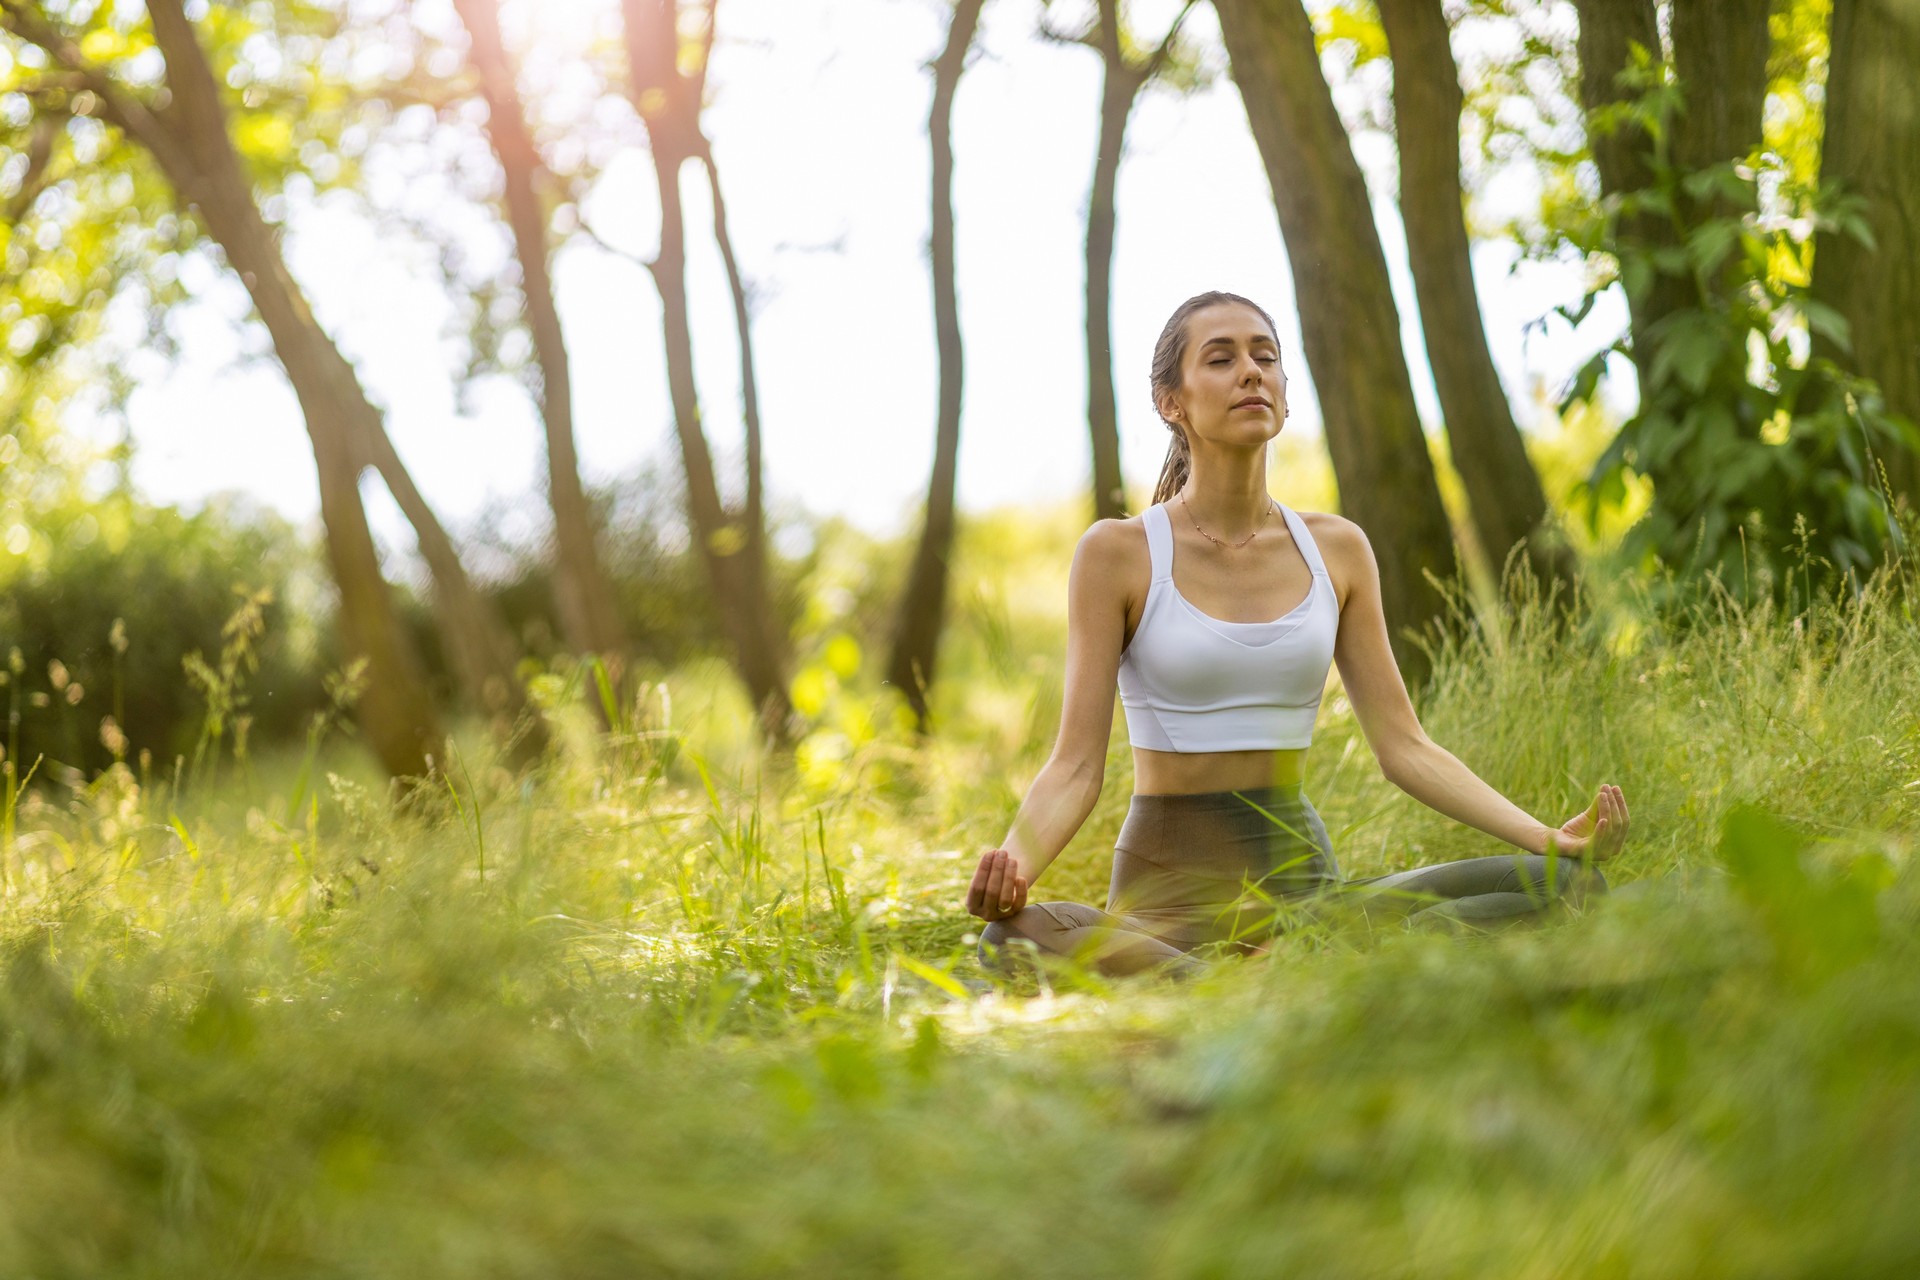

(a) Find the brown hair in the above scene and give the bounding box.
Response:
[1148,291,1282,506]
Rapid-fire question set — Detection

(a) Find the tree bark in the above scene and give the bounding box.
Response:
[1811,0,1920,506]
[1377,0,1576,600]
[1668,0,1770,204]
[1084,1,1142,523]
[1568,0,1676,399]
[1213,0,1460,683]
[148,0,541,752]
[138,0,532,738]
[453,0,628,662]
[1570,0,1769,393]
[133,0,443,775]
[696,139,787,687]
[619,0,792,741]
[1074,0,1195,522]
[887,0,987,731]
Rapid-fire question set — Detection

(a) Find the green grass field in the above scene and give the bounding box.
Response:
[4,522,1919,1277]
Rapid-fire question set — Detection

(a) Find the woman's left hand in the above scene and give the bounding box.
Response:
[1546,783,1629,862]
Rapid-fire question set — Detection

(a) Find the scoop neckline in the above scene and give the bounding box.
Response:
[1169,575,1321,628]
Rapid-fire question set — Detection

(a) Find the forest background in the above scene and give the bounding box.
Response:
[3,0,1920,1275]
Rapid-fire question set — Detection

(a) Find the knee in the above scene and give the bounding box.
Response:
[976,917,1035,974]
[1528,855,1608,905]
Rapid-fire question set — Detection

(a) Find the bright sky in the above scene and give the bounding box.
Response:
[113,0,1629,551]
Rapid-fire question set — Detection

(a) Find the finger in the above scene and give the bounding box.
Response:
[998,859,1021,912]
[983,854,1008,913]
[1012,875,1029,911]
[966,852,993,914]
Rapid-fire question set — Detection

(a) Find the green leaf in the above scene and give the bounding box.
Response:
[1799,299,1852,354]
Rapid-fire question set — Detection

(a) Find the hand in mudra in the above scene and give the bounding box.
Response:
[1547,783,1629,862]
[965,848,1029,921]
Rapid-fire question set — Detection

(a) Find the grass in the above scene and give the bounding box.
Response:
[3,524,1919,1277]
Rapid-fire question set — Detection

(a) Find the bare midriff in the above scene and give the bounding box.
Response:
[1131,745,1307,796]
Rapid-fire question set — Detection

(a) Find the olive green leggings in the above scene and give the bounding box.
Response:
[978,784,1607,979]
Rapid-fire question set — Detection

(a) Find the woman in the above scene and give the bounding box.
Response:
[967,291,1627,979]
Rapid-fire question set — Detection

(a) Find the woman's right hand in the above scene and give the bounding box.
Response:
[965,848,1029,921]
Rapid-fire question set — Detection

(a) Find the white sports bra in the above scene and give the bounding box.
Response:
[1116,501,1339,752]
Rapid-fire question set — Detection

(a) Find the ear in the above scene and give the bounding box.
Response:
[1154,387,1183,423]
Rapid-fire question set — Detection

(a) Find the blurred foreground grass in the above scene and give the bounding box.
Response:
[4,513,1920,1278]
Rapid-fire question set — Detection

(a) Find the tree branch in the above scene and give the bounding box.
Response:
[1144,0,1201,80]
[0,0,195,183]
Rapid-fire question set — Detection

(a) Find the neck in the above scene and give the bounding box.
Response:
[1180,447,1273,535]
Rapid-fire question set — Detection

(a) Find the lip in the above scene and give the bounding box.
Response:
[1231,397,1272,410]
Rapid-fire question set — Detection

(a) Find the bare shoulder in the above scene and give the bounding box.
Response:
[1072,515,1150,608]
[1075,514,1149,572]
[1296,511,1373,602]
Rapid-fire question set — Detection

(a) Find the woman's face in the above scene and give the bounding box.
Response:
[1163,303,1288,448]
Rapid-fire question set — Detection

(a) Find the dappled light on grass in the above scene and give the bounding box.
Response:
[3,551,1920,1275]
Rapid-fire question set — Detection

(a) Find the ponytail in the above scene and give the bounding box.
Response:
[1152,427,1191,506]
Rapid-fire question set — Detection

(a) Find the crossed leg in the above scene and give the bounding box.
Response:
[1314,852,1609,930]
[978,854,1608,979]
[977,901,1209,979]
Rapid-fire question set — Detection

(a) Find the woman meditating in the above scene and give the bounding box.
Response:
[968,291,1627,980]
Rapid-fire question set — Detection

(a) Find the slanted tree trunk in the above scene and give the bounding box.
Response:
[1213,0,1460,684]
[887,0,987,731]
[1811,0,1920,506]
[137,0,533,745]
[453,0,628,662]
[695,138,787,688]
[49,0,444,775]
[618,0,791,741]
[1084,50,1138,523]
[1070,0,1196,522]
[1377,0,1576,600]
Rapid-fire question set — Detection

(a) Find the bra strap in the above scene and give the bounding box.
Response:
[1142,503,1174,583]
[1279,503,1329,579]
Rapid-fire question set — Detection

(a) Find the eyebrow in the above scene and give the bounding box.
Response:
[1199,335,1279,349]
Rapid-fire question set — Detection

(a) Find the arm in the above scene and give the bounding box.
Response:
[966,522,1133,918]
[1321,518,1557,856]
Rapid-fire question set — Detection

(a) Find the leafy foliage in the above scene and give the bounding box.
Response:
[1557,46,1918,608]
[0,483,329,779]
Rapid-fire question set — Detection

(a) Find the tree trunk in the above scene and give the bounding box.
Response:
[1377,0,1576,600]
[887,0,987,730]
[453,0,628,662]
[138,0,442,775]
[148,0,531,734]
[619,0,792,741]
[1568,0,1677,399]
[1084,27,1141,523]
[1213,0,1461,684]
[1669,0,1771,208]
[1570,0,1768,392]
[697,140,788,690]
[1811,0,1920,506]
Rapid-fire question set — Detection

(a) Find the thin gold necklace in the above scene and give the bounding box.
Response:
[1179,491,1277,550]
